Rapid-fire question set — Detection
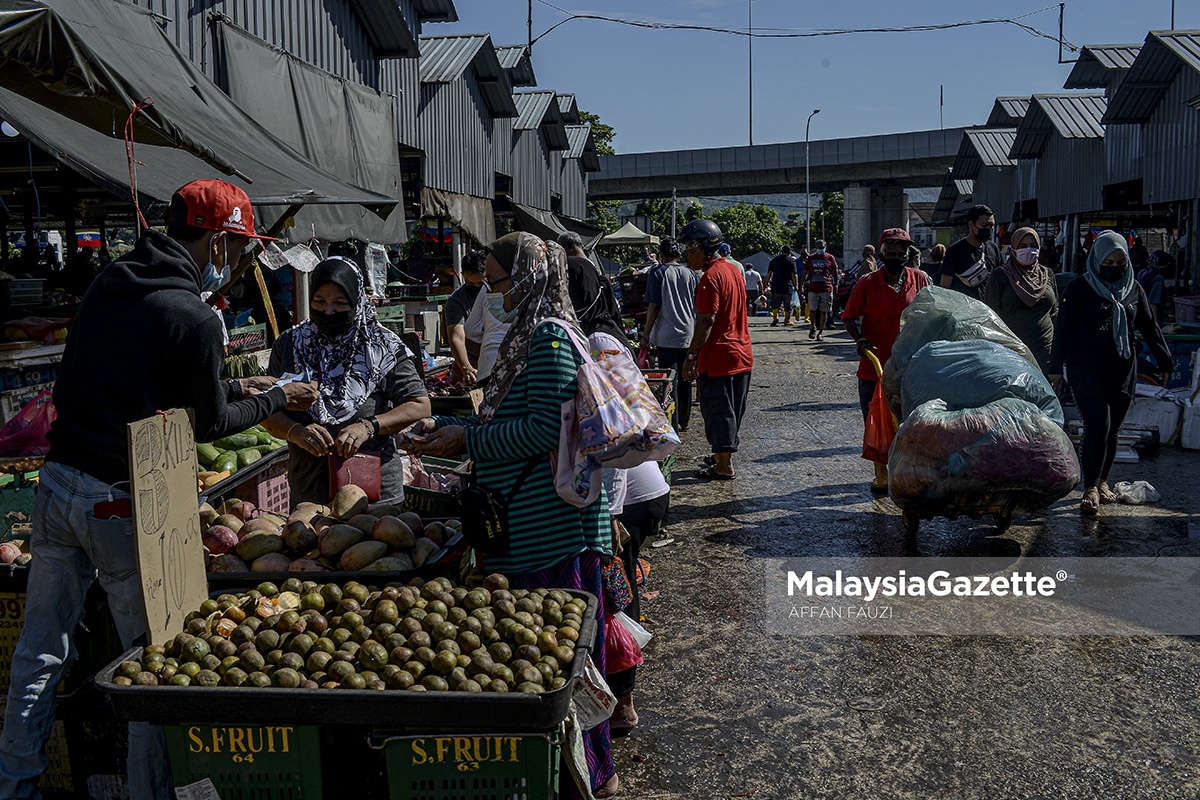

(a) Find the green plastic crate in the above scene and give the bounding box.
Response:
[402,486,458,518]
[659,453,676,486]
[380,728,561,800]
[164,724,322,799]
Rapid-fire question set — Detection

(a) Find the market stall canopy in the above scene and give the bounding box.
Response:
[0,0,397,226]
[420,186,495,247]
[511,202,605,250]
[600,221,660,247]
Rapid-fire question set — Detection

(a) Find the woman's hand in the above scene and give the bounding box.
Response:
[408,425,466,458]
[396,418,437,452]
[289,422,334,457]
[334,419,375,458]
[1048,373,1064,393]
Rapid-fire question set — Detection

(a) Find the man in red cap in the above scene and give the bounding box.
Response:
[841,227,930,492]
[0,180,317,800]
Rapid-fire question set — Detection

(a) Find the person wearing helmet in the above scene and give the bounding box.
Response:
[842,228,931,493]
[678,220,754,480]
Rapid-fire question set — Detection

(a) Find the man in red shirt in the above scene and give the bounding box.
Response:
[801,239,839,340]
[842,227,930,492]
[679,220,753,480]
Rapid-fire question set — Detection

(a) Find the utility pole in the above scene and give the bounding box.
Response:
[805,109,821,254]
[527,0,533,51]
[671,188,678,238]
[748,0,754,146]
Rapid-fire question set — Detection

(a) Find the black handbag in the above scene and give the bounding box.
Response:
[455,457,541,555]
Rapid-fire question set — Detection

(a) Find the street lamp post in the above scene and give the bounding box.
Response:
[805,109,821,254]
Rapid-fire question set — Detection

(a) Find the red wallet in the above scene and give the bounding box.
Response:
[329,451,382,501]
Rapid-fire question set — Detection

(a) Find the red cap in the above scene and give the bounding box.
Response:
[172,179,276,240]
[879,227,914,246]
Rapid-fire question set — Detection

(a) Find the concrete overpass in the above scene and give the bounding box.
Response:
[590,127,966,256]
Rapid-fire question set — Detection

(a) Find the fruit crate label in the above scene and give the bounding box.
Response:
[406,734,528,772]
[0,591,24,690]
[181,725,301,763]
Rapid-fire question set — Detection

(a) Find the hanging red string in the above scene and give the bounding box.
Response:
[124,97,155,231]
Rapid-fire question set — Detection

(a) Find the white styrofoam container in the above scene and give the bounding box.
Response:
[1181,403,1200,450]
[1121,396,1183,441]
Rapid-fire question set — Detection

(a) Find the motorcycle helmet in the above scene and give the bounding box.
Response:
[678,219,724,254]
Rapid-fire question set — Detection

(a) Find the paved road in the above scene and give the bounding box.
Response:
[611,315,1200,800]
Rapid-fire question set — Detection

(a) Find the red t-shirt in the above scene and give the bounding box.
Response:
[695,257,754,377]
[841,267,930,380]
[803,253,838,292]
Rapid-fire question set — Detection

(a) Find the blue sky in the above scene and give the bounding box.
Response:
[438,0,1199,154]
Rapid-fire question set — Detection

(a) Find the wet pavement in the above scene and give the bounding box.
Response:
[611,315,1200,799]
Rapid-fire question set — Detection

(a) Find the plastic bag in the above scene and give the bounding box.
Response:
[790,288,801,310]
[614,609,653,648]
[1113,480,1161,504]
[889,397,1080,509]
[883,286,1038,411]
[898,339,1064,426]
[0,390,55,457]
[606,612,644,673]
[862,379,897,463]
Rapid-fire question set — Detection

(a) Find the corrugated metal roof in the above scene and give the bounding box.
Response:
[932,173,972,223]
[1105,31,1200,123]
[986,97,1030,126]
[1011,94,1106,158]
[414,0,459,23]
[419,35,515,116]
[514,90,556,129]
[495,44,536,86]
[1064,44,1141,89]
[954,179,975,195]
[557,94,580,124]
[343,0,420,57]
[962,128,1017,172]
[566,124,600,171]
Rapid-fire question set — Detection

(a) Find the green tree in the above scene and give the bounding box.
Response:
[578,111,615,156]
[806,192,845,257]
[581,110,620,233]
[708,203,786,257]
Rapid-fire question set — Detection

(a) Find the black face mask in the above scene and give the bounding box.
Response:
[312,310,355,338]
[975,227,993,243]
[881,257,906,275]
[1099,265,1126,283]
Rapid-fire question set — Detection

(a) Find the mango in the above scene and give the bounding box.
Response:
[202,525,239,556]
[223,500,256,522]
[209,553,249,573]
[241,517,282,536]
[347,514,380,535]
[212,514,244,535]
[198,503,219,527]
[259,512,288,528]
[251,553,292,572]
[318,524,365,560]
[331,485,369,520]
[422,521,449,546]
[338,540,388,571]
[373,516,416,550]
[236,531,285,563]
[283,521,318,554]
[361,554,415,572]
[410,537,441,568]
[397,512,425,537]
[288,558,328,572]
[367,502,403,518]
[287,504,323,526]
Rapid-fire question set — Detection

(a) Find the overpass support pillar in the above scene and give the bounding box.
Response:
[844,185,872,262]
[875,186,908,234]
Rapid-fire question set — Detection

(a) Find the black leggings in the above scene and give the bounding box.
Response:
[606,491,670,699]
[656,347,693,430]
[1070,375,1133,488]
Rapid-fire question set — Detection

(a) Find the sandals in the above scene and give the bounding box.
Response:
[695,465,736,481]
[1097,481,1118,504]
[1081,487,1100,516]
[595,774,620,798]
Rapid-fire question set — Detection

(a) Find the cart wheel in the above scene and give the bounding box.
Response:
[902,511,920,537]
[995,510,1012,533]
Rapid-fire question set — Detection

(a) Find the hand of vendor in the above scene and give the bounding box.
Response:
[682,358,698,383]
[282,381,320,411]
[855,339,875,358]
[289,422,334,457]
[241,376,279,396]
[461,364,478,386]
[406,424,466,458]
[334,418,376,458]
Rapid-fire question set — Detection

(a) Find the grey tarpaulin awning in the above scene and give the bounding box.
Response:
[0,0,397,226]
[421,187,496,247]
[511,202,606,251]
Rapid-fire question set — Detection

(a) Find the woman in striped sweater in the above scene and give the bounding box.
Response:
[404,231,619,798]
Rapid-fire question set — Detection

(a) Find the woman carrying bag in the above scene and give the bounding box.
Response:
[401,232,619,799]
[262,257,430,506]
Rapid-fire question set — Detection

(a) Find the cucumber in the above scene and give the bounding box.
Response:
[253,430,275,446]
[255,444,282,457]
[196,443,220,468]
[212,453,239,474]
[214,433,258,451]
[237,447,263,468]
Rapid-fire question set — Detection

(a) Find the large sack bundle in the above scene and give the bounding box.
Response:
[898,339,1064,426]
[888,397,1080,509]
[883,286,1038,413]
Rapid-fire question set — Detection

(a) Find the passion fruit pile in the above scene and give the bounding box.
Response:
[113,574,588,693]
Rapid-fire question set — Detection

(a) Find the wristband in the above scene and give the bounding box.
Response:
[286,422,300,443]
[228,379,242,401]
[365,416,381,436]
[685,352,698,362]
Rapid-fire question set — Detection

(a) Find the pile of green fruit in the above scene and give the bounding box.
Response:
[197,425,287,490]
[111,575,588,693]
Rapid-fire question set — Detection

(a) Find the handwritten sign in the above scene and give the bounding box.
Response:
[128,409,208,645]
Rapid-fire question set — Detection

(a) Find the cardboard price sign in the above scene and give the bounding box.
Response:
[128,409,207,645]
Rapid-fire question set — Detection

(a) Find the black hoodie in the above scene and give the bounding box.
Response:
[48,230,286,485]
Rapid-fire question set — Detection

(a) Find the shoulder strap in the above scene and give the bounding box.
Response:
[537,317,594,363]
[506,455,543,504]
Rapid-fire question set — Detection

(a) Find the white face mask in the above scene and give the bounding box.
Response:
[485,292,518,324]
[1014,247,1040,267]
[201,233,231,292]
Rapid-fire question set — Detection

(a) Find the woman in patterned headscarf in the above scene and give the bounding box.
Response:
[404,232,619,798]
[1048,231,1172,516]
[262,256,430,506]
[984,227,1058,374]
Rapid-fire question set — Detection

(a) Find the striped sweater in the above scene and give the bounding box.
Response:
[432,322,611,575]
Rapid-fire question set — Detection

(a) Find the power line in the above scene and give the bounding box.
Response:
[532,2,1076,50]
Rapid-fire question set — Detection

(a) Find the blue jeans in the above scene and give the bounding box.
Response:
[0,462,170,800]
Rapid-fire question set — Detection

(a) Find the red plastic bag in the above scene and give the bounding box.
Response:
[0,390,55,457]
[605,611,644,673]
[862,380,897,464]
